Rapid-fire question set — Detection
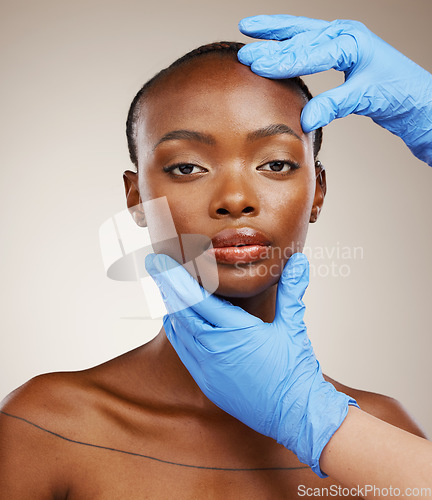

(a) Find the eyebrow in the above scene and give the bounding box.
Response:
[153,130,215,150]
[247,123,303,143]
[153,123,303,151]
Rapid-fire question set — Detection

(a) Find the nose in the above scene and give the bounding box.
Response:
[208,168,260,219]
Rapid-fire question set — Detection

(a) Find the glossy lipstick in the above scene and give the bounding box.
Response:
[205,227,271,264]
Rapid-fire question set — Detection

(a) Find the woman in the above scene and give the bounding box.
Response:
[146,15,432,490]
[0,41,426,499]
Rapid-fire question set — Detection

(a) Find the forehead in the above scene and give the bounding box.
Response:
[136,55,310,156]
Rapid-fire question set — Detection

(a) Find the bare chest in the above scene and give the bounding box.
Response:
[66,455,363,499]
[61,414,361,500]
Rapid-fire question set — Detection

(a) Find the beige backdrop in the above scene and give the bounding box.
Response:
[1,0,431,436]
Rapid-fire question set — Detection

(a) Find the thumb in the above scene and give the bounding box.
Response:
[238,14,330,40]
[301,79,361,132]
[274,253,309,329]
[145,252,258,329]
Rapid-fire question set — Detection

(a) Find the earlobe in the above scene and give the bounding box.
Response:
[309,161,327,224]
[309,206,320,223]
[123,170,147,227]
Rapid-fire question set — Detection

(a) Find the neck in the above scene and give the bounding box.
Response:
[219,283,278,323]
[151,283,279,410]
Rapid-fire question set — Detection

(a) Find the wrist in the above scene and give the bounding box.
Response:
[276,366,359,478]
[307,383,359,478]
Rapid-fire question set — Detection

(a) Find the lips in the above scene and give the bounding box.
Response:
[204,227,272,264]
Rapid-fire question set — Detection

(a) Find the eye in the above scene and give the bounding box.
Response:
[163,163,207,177]
[257,160,300,173]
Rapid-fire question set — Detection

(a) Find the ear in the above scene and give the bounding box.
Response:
[309,161,327,223]
[123,170,147,227]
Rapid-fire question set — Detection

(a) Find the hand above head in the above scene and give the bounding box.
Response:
[237,15,432,166]
[145,252,358,478]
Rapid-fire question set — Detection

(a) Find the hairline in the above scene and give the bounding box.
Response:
[127,46,321,169]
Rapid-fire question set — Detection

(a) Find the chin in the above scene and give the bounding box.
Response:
[208,264,282,298]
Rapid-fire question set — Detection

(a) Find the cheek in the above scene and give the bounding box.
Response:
[264,178,315,239]
[139,169,205,230]
[138,175,209,264]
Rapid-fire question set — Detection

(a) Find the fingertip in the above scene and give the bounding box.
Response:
[237,45,253,65]
[285,253,309,283]
[289,251,308,263]
[301,99,334,132]
[238,17,248,32]
[300,113,314,134]
[289,252,309,268]
[145,253,178,281]
[301,104,321,133]
[146,251,169,271]
[238,40,277,68]
[238,15,265,33]
[145,252,157,274]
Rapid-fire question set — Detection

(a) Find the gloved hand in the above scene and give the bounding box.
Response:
[145,251,359,477]
[237,15,432,166]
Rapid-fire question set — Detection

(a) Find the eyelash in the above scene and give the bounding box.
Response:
[163,163,205,177]
[163,160,301,178]
[257,160,301,174]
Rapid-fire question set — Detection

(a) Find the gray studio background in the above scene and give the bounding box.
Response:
[1,0,431,436]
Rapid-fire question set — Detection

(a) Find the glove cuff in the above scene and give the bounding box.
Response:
[277,367,359,479]
[309,394,360,478]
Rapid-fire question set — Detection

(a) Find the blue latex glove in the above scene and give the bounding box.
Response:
[145,252,359,478]
[238,15,432,166]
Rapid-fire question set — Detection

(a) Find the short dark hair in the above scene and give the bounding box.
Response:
[126,41,323,168]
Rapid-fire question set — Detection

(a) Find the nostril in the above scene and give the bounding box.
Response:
[216,208,229,215]
[243,206,254,213]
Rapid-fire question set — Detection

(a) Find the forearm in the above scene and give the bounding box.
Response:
[320,405,432,493]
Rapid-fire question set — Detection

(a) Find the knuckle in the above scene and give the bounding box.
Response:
[332,18,366,32]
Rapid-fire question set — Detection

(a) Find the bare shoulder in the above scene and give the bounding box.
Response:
[0,351,142,497]
[0,369,110,443]
[0,371,94,499]
[0,371,87,452]
[2,370,92,417]
[0,346,158,499]
[324,375,427,439]
[0,350,143,439]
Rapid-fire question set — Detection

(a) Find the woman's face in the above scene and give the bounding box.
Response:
[124,55,325,298]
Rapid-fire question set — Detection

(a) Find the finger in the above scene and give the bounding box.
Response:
[237,40,274,67]
[145,253,259,329]
[239,29,358,79]
[166,298,251,357]
[274,253,310,330]
[170,301,268,356]
[145,253,198,315]
[300,79,362,132]
[146,254,264,354]
[238,14,330,41]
